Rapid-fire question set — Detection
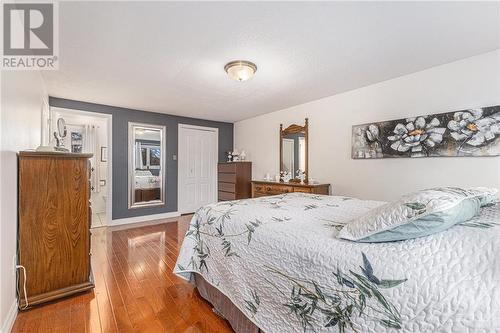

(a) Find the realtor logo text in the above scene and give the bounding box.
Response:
[2,2,58,70]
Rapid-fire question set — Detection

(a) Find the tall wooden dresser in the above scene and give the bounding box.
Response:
[218,162,252,201]
[18,151,94,309]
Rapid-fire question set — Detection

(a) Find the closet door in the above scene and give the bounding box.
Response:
[178,124,218,214]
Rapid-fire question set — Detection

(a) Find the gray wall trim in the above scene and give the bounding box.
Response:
[49,97,233,219]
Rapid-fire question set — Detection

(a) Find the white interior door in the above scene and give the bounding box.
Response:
[178,125,218,214]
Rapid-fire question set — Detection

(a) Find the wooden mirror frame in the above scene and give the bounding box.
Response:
[279,118,309,183]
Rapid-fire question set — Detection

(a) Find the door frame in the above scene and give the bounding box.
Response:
[177,124,218,214]
[49,107,113,226]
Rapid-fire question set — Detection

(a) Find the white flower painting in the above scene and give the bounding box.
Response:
[352,105,500,159]
[387,117,446,157]
[447,109,500,150]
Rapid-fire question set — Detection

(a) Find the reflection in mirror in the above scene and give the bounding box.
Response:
[280,118,308,182]
[281,132,306,177]
[128,123,165,208]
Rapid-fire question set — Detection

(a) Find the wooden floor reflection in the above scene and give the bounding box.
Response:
[11,215,233,333]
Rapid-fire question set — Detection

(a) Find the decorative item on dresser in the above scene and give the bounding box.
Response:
[17,151,94,309]
[251,180,330,198]
[218,162,252,201]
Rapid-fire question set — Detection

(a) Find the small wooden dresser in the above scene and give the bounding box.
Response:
[218,162,252,201]
[251,180,330,198]
[18,151,94,308]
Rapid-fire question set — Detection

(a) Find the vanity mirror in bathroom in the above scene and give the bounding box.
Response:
[128,122,165,208]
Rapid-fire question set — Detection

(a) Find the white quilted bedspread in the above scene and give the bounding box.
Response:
[174,193,500,333]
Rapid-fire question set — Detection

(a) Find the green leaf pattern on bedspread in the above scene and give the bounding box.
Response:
[265,253,406,332]
[244,289,260,316]
[182,199,292,271]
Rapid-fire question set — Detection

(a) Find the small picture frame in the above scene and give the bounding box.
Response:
[100,146,108,162]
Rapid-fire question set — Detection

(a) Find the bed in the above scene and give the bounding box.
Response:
[134,170,161,201]
[174,193,500,333]
[134,170,160,189]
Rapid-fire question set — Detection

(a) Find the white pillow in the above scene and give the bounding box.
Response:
[338,187,498,243]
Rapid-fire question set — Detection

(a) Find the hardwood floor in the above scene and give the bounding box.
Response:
[11,215,234,333]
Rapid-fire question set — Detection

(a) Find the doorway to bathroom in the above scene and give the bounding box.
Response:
[50,107,112,228]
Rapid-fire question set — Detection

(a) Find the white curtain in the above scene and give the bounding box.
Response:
[84,124,100,193]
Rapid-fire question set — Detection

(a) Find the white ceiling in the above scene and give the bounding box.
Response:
[43,1,500,123]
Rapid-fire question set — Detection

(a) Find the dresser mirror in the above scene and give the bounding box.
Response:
[280,118,308,183]
[128,122,165,208]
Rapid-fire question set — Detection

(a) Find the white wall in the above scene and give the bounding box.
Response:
[0,71,46,332]
[235,50,500,201]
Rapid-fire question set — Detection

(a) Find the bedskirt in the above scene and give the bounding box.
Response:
[194,273,262,333]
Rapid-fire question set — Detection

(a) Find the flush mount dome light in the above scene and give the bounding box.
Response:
[224,60,257,82]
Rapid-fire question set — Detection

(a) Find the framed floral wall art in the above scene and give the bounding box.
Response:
[352,105,500,159]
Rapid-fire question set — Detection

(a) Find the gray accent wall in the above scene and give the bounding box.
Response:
[49,97,233,220]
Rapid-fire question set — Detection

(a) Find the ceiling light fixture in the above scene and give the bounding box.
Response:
[224,60,257,82]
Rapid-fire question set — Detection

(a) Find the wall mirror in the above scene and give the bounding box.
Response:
[128,122,165,208]
[280,118,308,182]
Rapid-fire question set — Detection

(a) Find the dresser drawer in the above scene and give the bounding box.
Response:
[272,185,294,194]
[218,182,236,193]
[252,191,268,198]
[253,184,264,193]
[254,184,293,195]
[218,173,236,183]
[252,181,330,198]
[293,187,312,193]
[218,190,236,201]
[218,163,236,173]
